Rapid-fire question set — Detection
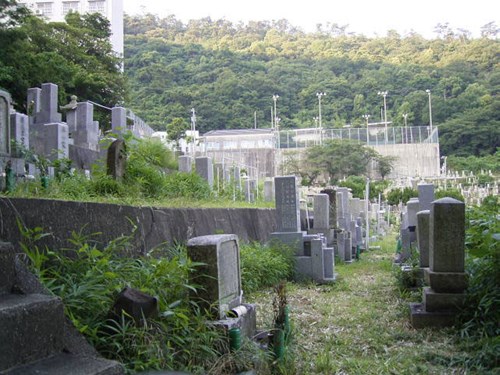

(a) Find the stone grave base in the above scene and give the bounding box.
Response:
[409,303,458,328]
[423,287,466,312]
[213,303,257,340]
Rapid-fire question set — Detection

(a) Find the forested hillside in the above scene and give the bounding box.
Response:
[124,15,499,157]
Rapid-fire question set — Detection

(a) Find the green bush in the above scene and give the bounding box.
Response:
[386,187,418,205]
[19,226,226,373]
[240,242,295,294]
[163,172,212,200]
[457,202,500,370]
[435,188,465,202]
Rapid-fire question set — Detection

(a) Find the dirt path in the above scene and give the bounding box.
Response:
[250,240,473,374]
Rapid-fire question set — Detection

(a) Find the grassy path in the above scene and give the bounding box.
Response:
[249,236,478,374]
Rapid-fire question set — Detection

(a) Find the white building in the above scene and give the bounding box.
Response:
[18,0,123,57]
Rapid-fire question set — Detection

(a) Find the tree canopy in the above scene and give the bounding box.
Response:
[123,14,499,158]
[0,2,126,112]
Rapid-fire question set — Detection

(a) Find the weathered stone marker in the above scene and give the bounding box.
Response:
[410,197,467,328]
[106,139,127,181]
[187,234,242,319]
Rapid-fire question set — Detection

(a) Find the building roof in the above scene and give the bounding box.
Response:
[203,128,274,137]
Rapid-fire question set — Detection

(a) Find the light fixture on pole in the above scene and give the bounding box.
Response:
[402,113,408,144]
[190,108,196,155]
[362,114,370,145]
[316,92,326,144]
[272,94,279,130]
[426,89,433,135]
[377,91,388,143]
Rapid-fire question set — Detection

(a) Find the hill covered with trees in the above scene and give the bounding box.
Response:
[124,15,499,158]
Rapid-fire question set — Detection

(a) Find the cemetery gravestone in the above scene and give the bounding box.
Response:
[410,198,468,328]
[106,139,127,181]
[275,176,301,233]
[178,155,193,173]
[195,156,214,187]
[187,234,242,319]
[0,90,11,155]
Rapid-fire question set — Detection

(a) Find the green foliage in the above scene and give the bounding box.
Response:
[386,187,418,205]
[337,176,389,200]
[0,6,125,112]
[435,188,465,202]
[240,242,295,294]
[163,172,212,200]
[124,14,498,161]
[19,225,227,373]
[301,139,380,185]
[447,150,500,175]
[458,203,500,370]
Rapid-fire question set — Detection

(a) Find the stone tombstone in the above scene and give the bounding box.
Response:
[337,231,346,260]
[264,178,274,202]
[178,155,193,173]
[10,113,29,155]
[111,106,127,135]
[274,176,301,232]
[344,232,353,262]
[27,87,41,124]
[244,178,254,203]
[429,198,465,273]
[320,188,337,228]
[407,198,420,229]
[195,156,214,187]
[45,123,69,159]
[0,90,11,155]
[418,183,435,211]
[187,234,242,320]
[74,102,99,150]
[109,287,158,325]
[106,139,127,181]
[313,193,329,229]
[416,210,430,268]
[36,83,62,124]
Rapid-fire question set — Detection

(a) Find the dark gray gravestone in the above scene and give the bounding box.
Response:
[109,287,158,325]
[0,90,11,155]
[106,139,127,181]
[274,176,301,232]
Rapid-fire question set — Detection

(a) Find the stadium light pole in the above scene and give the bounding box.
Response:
[377,91,388,143]
[316,92,326,144]
[362,114,370,145]
[426,89,433,136]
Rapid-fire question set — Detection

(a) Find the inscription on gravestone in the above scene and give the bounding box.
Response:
[275,176,300,232]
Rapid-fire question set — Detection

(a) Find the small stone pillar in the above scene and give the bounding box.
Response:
[416,210,430,268]
[195,156,214,187]
[178,155,192,173]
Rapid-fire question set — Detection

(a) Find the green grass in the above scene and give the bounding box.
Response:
[247,235,496,374]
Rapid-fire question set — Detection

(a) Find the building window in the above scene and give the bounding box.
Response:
[36,2,53,17]
[62,1,79,15]
[88,0,106,15]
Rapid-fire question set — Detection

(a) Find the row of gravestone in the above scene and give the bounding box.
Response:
[0,83,153,182]
[178,154,276,203]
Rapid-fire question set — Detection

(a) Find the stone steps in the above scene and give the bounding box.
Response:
[0,293,65,371]
[1,352,123,375]
[0,241,124,374]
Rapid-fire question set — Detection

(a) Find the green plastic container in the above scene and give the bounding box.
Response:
[229,327,241,351]
[273,328,285,360]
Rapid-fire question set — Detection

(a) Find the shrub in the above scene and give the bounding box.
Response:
[163,172,212,200]
[20,227,226,372]
[435,188,464,202]
[240,242,295,294]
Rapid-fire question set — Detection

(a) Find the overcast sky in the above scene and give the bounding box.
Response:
[123,0,499,38]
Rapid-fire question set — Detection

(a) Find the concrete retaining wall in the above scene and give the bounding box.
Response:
[0,198,277,255]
